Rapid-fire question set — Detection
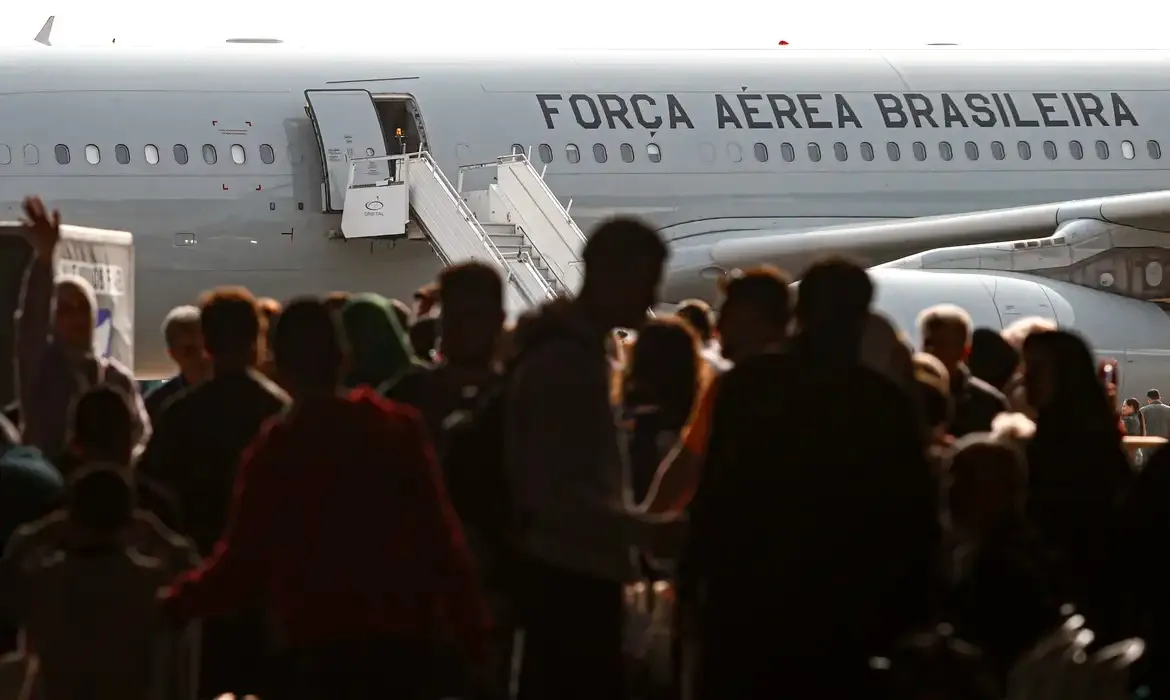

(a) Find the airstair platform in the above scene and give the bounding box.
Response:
[341,150,586,318]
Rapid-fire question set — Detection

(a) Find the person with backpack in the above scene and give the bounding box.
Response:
[13,196,148,464]
[503,217,671,700]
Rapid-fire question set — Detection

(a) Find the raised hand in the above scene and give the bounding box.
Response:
[21,196,60,261]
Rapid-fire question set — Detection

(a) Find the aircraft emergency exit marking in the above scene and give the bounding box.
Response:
[536,92,1139,130]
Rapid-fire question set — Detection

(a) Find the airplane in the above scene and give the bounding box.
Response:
[2,44,1170,381]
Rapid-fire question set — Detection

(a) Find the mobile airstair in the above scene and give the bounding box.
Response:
[340,150,586,318]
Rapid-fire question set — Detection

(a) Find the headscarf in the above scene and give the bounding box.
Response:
[340,293,421,390]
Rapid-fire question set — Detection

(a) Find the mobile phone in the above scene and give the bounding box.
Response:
[1102,363,1116,385]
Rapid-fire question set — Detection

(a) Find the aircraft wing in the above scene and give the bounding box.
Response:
[704,190,1170,275]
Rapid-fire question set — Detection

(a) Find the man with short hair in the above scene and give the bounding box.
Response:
[715,266,791,365]
[1142,389,1170,440]
[918,304,1008,438]
[137,285,288,699]
[145,305,209,421]
[508,216,670,700]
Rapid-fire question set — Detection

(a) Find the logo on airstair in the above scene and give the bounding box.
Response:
[94,307,113,359]
[364,196,385,217]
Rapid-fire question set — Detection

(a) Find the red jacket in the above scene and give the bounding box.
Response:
[165,388,490,660]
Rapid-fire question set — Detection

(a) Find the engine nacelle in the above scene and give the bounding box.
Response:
[871,267,1170,401]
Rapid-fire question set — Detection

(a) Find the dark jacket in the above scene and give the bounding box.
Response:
[504,301,650,582]
[950,366,1009,438]
[948,517,1062,679]
[680,342,940,657]
[137,369,289,556]
[144,375,189,423]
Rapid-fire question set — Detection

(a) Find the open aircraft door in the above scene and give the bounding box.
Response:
[304,89,391,213]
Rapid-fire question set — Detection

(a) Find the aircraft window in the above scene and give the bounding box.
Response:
[1070,140,1084,160]
[144,144,159,165]
[646,143,662,163]
[964,141,979,160]
[0,145,10,166]
[620,143,635,163]
[727,143,743,163]
[54,145,70,165]
[886,142,900,161]
[511,144,524,156]
[24,145,39,165]
[1095,140,1110,160]
[115,144,130,165]
[991,141,1006,161]
[753,142,768,162]
[85,145,100,165]
[1149,140,1162,160]
[231,144,246,164]
[260,144,276,164]
[538,143,553,164]
[1017,141,1032,160]
[1043,141,1058,160]
[202,144,217,165]
[939,142,953,161]
[833,142,847,161]
[780,142,795,162]
[173,145,188,165]
[1121,140,1135,160]
[860,142,874,162]
[566,144,581,163]
[912,142,927,162]
[807,143,822,162]
[593,144,608,163]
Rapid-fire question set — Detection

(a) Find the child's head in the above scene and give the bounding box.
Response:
[67,466,135,536]
[68,385,134,466]
[948,434,1027,535]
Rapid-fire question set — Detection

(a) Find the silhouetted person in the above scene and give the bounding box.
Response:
[4,466,196,700]
[137,286,288,698]
[946,434,1060,685]
[508,217,669,700]
[162,298,490,700]
[624,318,701,506]
[918,305,1008,438]
[640,266,793,516]
[145,306,209,423]
[14,196,148,462]
[679,257,939,700]
[1022,330,1131,634]
[968,327,1019,394]
[411,316,440,363]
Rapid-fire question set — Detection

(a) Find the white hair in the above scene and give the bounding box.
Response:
[1002,316,1057,350]
[916,303,973,342]
[990,411,1037,444]
[54,274,98,325]
[161,305,201,346]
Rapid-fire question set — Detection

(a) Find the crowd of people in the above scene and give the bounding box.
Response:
[0,193,1169,700]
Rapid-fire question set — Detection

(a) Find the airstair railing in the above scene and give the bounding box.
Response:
[349,152,556,306]
[455,157,581,293]
[496,152,589,245]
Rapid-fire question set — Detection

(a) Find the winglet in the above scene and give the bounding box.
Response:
[34,16,54,46]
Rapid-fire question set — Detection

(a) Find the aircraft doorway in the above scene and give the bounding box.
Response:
[373,96,427,156]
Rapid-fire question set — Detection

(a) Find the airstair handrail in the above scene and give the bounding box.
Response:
[495,153,588,244]
[349,152,556,304]
[512,223,573,293]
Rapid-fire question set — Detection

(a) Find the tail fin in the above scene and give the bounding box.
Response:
[34,16,54,46]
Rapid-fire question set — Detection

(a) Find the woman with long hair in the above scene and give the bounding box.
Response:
[1122,397,1146,437]
[1021,330,1132,634]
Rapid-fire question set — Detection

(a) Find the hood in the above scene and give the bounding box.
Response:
[340,293,421,390]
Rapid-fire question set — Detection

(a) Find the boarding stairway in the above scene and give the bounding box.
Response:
[341,150,586,318]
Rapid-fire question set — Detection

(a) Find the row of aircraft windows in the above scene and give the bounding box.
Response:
[518,139,1165,165]
[0,143,279,166]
